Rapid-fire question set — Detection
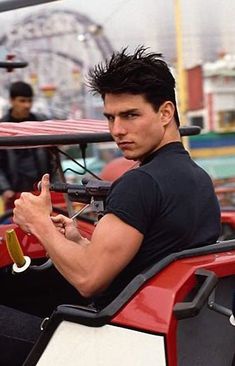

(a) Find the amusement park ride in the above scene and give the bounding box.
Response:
[1,115,235,366]
[0,1,235,366]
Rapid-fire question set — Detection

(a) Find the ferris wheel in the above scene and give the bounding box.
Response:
[0,8,114,119]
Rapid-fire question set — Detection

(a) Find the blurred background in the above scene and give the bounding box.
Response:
[1,0,235,205]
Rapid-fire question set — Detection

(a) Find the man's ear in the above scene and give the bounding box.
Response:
[159,101,175,126]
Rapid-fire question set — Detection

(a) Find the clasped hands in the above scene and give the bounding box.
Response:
[13,174,82,242]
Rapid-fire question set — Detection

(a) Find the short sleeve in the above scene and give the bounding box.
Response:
[104,169,161,234]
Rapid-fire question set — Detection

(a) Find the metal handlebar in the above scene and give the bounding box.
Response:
[49,179,112,203]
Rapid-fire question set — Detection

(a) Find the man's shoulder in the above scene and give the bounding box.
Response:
[111,167,157,193]
[0,111,48,122]
[32,112,48,121]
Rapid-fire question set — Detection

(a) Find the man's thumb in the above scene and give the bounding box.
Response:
[40,173,50,196]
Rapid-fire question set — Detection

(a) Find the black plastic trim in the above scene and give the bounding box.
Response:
[0,61,28,69]
[0,132,113,148]
[179,126,201,136]
[173,268,218,319]
[0,126,200,148]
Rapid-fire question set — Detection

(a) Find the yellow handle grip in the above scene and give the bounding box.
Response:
[5,229,26,268]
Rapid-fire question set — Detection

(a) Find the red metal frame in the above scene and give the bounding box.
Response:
[221,210,235,227]
[111,250,235,365]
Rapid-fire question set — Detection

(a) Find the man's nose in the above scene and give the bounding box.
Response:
[24,101,32,108]
[111,118,127,136]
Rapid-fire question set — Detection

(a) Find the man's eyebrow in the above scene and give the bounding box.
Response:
[103,112,112,118]
[120,108,139,115]
[103,109,139,118]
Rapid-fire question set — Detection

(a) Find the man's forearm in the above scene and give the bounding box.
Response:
[30,218,95,296]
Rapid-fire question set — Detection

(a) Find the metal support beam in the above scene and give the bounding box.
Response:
[0,0,59,13]
[174,0,189,149]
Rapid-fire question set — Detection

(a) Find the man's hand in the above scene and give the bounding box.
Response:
[51,214,85,244]
[13,174,52,233]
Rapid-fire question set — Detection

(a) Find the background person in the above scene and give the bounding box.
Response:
[0,81,56,210]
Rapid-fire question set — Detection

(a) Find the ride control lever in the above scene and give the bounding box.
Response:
[49,178,112,218]
[49,178,111,203]
[5,228,53,273]
[5,229,31,273]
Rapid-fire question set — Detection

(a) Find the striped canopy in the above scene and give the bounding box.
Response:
[0,119,200,149]
[0,119,112,148]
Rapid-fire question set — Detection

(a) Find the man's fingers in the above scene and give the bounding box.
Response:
[51,214,73,226]
[40,173,50,197]
[51,214,66,223]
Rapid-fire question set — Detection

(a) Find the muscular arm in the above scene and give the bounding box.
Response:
[13,174,143,297]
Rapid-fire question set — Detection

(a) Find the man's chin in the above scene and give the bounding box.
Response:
[19,114,30,119]
[122,153,139,161]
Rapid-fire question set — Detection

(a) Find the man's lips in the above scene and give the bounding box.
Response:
[117,141,133,149]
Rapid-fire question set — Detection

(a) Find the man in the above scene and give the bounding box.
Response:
[0,81,55,209]
[0,47,221,365]
[13,47,221,307]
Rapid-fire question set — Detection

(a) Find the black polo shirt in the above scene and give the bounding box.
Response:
[93,142,221,308]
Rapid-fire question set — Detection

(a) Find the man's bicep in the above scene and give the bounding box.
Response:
[90,213,143,290]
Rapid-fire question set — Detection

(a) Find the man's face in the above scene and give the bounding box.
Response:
[103,93,168,161]
[11,96,33,119]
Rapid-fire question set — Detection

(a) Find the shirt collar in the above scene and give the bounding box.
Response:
[140,141,184,166]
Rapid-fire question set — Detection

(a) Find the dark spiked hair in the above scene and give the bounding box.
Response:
[9,81,34,99]
[88,46,180,126]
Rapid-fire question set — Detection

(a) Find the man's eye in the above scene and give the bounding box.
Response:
[105,115,114,122]
[126,113,138,119]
